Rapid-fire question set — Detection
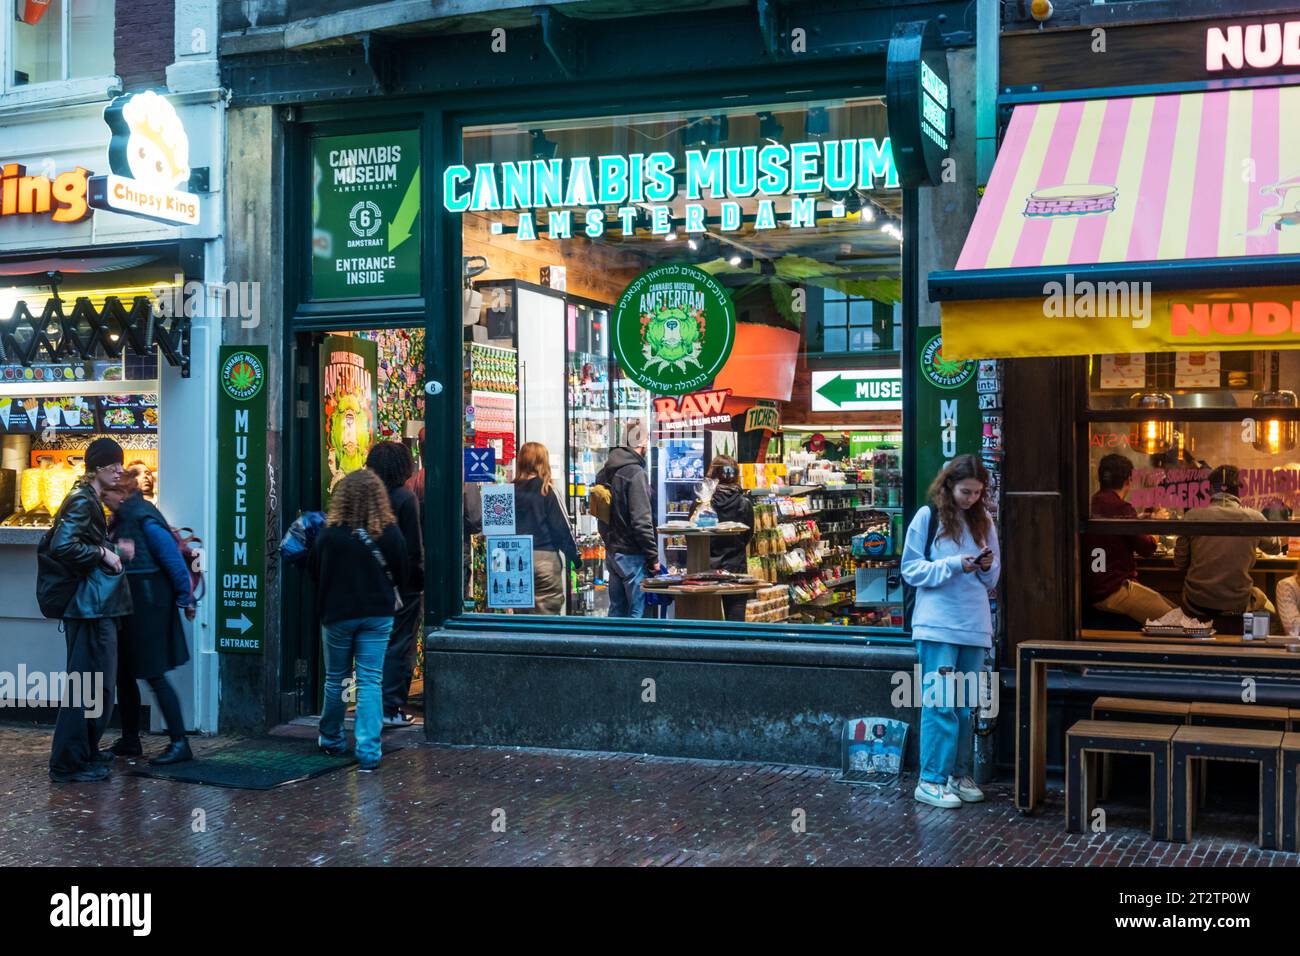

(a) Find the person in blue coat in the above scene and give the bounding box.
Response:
[101,472,196,766]
[901,454,1000,809]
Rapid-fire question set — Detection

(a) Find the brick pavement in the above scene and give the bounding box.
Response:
[0,725,1295,866]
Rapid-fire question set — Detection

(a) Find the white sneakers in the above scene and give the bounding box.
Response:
[913,776,985,808]
[913,780,961,808]
[947,775,985,803]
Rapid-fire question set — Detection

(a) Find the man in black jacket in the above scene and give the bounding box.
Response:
[45,438,134,783]
[366,442,424,728]
[595,423,657,618]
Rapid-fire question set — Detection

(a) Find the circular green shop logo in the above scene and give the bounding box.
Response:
[611,263,736,397]
[919,333,975,390]
[221,350,265,401]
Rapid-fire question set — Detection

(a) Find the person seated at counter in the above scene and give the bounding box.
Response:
[1174,464,1282,621]
[1278,562,1300,636]
[1083,453,1177,625]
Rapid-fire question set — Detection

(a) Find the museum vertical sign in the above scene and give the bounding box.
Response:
[216,346,269,654]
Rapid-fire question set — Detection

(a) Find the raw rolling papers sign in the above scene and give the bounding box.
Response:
[216,346,268,654]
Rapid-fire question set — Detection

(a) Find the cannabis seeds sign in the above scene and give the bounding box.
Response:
[216,346,268,654]
[611,263,735,396]
[310,130,421,299]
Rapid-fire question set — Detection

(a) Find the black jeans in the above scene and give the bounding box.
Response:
[722,594,748,623]
[49,618,117,774]
[117,671,186,742]
[382,594,423,715]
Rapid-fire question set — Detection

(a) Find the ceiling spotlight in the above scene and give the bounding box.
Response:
[664,231,677,242]
[692,235,722,261]
[728,254,743,266]
[530,129,558,160]
[758,111,784,143]
[688,237,701,251]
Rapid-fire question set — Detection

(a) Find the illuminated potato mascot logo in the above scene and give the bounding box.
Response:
[105,91,191,191]
[641,305,704,375]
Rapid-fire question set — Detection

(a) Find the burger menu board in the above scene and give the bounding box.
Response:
[97,394,159,433]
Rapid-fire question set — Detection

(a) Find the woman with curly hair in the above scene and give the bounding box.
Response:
[901,454,1000,810]
[308,468,408,771]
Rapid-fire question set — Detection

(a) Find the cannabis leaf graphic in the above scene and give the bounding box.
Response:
[230,360,255,391]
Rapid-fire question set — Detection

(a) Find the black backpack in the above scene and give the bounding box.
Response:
[36,496,83,620]
[901,503,938,626]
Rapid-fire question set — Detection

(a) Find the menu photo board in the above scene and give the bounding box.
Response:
[96,394,159,433]
[310,129,422,300]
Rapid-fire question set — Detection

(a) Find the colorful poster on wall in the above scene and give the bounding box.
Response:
[310,129,421,300]
[216,346,268,654]
[320,335,378,508]
[357,327,425,445]
[611,263,736,396]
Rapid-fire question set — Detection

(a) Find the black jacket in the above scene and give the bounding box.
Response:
[387,484,424,596]
[515,477,579,565]
[308,524,410,626]
[49,479,133,619]
[595,447,656,562]
[709,483,754,573]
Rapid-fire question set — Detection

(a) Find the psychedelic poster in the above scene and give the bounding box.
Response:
[356,327,425,462]
[320,335,378,508]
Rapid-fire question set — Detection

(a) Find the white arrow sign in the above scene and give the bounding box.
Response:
[225,614,252,634]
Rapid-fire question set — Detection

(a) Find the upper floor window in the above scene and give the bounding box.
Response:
[806,286,900,357]
[7,0,113,90]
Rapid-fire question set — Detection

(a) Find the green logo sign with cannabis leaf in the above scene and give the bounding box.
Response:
[221,350,265,401]
[612,264,735,396]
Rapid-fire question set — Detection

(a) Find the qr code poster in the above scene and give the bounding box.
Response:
[480,483,516,535]
[487,535,534,609]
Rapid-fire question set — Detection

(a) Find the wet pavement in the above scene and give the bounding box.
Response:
[1,724,1295,866]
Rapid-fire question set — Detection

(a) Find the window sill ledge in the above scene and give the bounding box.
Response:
[0,76,121,122]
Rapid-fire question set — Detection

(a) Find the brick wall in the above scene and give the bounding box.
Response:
[115,0,176,91]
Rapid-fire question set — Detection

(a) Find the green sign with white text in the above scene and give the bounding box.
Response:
[611,263,735,396]
[913,329,980,508]
[310,130,421,300]
[216,346,268,654]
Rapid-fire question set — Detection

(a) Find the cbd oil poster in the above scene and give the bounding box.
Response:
[310,129,421,299]
[487,535,534,609]
[321,335,378,508]
[216,347,268,654]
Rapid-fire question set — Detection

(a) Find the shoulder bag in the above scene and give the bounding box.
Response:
[354,527,404,612]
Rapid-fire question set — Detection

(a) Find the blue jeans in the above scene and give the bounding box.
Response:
[915,640,986,785]
[606,552,648,618]
[320,616,392,766]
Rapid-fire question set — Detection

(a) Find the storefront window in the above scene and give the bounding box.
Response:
[9,0,114,88]
[454,97,906,631]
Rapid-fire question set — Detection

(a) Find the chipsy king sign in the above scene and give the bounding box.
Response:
[88,91,200,226]
[442,138,898,240]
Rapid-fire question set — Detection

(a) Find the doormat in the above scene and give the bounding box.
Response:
[127,738,392,790]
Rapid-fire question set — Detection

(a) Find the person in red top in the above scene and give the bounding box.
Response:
[1083,454,1177,624]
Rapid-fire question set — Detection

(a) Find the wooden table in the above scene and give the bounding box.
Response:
[642,582,763,621]
[1082,628,1300,648]
[658,525,748,574]
[1016,638,1300,814]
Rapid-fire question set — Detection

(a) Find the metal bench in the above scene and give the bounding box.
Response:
[1067,720,1176,841]
[1170,726,1283,850]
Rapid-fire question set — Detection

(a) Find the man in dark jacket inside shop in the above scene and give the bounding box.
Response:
[595,422,657,618]
[367,441,424,728]
[42,438,134,783]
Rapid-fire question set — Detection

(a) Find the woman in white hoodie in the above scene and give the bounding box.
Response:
[901,454,1000,809]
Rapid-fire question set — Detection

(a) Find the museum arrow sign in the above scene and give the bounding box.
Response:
[812,369,903,410]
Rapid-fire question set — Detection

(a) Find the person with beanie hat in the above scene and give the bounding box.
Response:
[43,437,133,783]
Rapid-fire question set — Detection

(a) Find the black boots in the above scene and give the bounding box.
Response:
[149,738,194,766]
[107,736,144,757]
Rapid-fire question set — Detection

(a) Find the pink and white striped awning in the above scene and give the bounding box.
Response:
[955,86,1300,272]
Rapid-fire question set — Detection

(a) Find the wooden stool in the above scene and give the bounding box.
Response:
[1188,703,1291,805]
[1067,720,1176,841]
[1290,709,1300,732]
[1171,726,1283,849]
[1091,698,1190,800]
[1283,733,1300,854]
